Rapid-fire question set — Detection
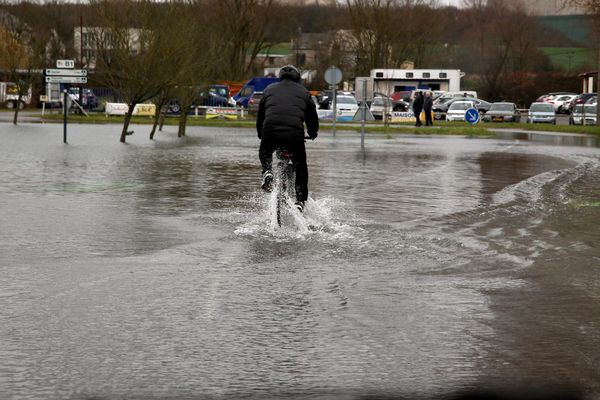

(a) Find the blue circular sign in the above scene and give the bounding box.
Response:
[465,107,480,125]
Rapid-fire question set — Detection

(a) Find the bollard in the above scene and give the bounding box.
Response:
[63,89,68,144]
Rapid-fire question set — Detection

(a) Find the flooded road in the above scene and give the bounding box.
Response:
[1,124,599,400]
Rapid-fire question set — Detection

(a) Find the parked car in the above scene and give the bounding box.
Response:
[390,91,412,103]
[567,93,597,113]
[369,96,393,120]
[570,103,597,125]
[436,90,478,102]
[334,94,359,119]
[585,95,597,105]
[482,102,521,123]
[200,84,232,107]
[392,99,409,112]
[547,94,577,113]
[247,91,263,114]
[432,96,461,119]
[536,92,577,102]
[233,77,279,108]
[526,102,556,124]
[432,97,490,120]
[445,100,476,122]
[67,88,98,110]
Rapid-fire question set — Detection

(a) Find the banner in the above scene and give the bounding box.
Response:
[391,111,432,123]
[206,107,238,120]
[105,103,156,117]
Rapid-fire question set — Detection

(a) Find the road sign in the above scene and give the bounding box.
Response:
[353,105,375,121]
[45,76,88,84]
[465,107,480,125]
[57,59,75,68]
[324,66,343,85]
[45,68,87,77]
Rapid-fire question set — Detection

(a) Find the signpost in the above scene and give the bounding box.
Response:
[465,107,480,125]
[45,76,88,84]
[63,90,68,143]
[44,62,88,143]
[353,78,375,150]
[324,66,342,137]
[57,59,75,69]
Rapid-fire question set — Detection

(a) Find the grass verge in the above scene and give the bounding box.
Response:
[37,113,600,137]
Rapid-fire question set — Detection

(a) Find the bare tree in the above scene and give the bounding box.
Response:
[0,15,44,125]
[459,0,547,101]
[346,0,402,75]
[345,0,440,78]
[90,0,178,142]
[169,1,222,138]
[212,0,275,80]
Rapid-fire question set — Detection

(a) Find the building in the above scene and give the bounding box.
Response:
[74,26,144,69]
[488,0,586,15]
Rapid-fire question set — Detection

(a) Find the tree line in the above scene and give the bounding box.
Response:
[0,0,596,138]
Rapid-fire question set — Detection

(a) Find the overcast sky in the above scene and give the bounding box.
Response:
[439,0,463,6]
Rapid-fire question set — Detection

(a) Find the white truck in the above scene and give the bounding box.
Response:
[0,82,32,109]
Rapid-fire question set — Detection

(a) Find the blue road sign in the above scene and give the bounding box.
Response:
[465,107,480,125]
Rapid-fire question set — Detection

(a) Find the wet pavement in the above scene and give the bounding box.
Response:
[1,123,599,400]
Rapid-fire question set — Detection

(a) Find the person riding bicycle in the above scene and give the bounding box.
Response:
[256,64,319,212]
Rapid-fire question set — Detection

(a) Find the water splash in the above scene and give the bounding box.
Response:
[234,190,357,241]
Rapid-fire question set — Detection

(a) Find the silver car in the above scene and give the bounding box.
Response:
[482,102,521,123]
[527,102,556,124]
[570,104,597,125]
[369,96,393,120]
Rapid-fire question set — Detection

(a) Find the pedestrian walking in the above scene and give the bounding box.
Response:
[424,92,433,126]
[412,91,424,127]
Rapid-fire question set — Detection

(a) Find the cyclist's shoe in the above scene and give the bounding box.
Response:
[295,201,305,213]
[261,170,273,192]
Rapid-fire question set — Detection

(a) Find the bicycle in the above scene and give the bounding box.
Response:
[272,136,312,227]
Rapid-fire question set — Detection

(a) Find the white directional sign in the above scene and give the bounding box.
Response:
[57,59,75,68]
[45,68,88,77]
[324,66,343,85]
[45,76,88,84]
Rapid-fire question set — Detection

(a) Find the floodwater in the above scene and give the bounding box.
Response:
[1,123,599,400]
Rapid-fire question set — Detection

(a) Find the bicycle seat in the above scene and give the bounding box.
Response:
[275,148,294,160]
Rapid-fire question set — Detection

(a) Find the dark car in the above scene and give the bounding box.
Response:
[482,102,521,123]
[247,91,263,114]
[392,99,409,112]
[200,84,231,107]
[432,97,491,120]
[67,88,98,110]
[567,93,596,113]
[317,90,333,109]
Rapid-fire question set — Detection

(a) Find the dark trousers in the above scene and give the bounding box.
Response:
[424,109,433,126]
[259,137,309,202]
[414,108,422,126]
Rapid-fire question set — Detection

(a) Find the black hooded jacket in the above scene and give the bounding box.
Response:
[256,80,319,141]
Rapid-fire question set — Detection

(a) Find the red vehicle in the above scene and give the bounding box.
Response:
[247,91,264,114]
[390,90,412,102]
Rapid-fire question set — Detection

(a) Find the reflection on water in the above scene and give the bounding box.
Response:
[1,124,599,399]
[494,130,600,148]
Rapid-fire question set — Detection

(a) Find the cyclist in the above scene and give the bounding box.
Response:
[256,64,319,212]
